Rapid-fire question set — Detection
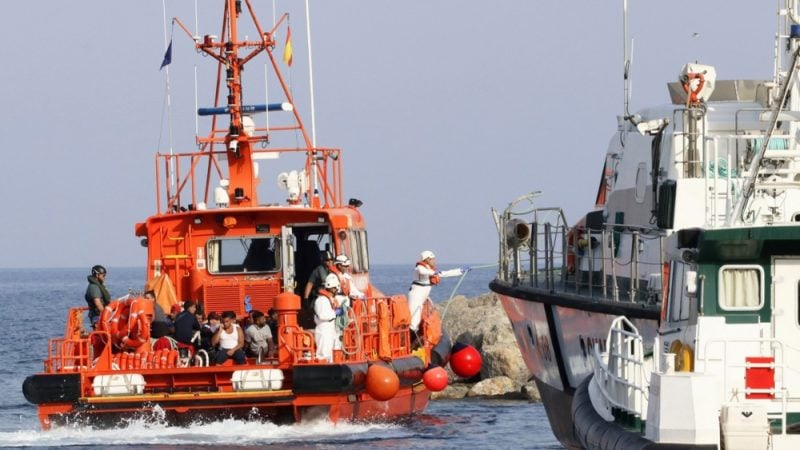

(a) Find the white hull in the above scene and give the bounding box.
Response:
[492,281,659,448]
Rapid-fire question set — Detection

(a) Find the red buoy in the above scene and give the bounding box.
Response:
[422,366,448,392]
[366,364,400,401]
[449,343,482,379]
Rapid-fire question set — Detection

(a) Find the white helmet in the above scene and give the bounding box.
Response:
[324,273,341,290]
[420,250,436,261]
[334,254,351,266]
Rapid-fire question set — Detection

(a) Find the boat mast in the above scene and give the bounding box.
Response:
[623,0,631,118]
[167,0,333,212]
[219,0,259,207]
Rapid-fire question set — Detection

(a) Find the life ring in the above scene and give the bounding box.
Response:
[120,303,151,351]
[681,72,706,104]
[97,301,122,334]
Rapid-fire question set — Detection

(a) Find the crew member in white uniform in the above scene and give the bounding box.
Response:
[314,273,343,362]
[407,250,464,332]
[333,254,365,305]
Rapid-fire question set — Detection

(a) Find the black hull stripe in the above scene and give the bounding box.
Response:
[543,303,572,393]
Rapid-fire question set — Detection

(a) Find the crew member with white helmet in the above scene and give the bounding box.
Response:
[407,251,465,332]
[333,254,365,302]
[314,273,344,362]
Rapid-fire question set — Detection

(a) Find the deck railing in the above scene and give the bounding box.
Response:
[495,198,665,304]
[591,316,649,428]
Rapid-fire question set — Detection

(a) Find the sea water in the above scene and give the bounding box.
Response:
[0,266,559,449]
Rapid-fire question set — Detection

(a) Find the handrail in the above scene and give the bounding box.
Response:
[591,316,649,422]
[494,202,666,305]
[156,146,343,214]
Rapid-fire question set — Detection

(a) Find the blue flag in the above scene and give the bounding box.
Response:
[160,40,172,70]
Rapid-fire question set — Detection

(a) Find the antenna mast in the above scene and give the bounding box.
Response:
[623,0,631,118]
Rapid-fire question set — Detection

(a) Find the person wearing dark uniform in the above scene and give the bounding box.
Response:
[84,265,111,329]
[303,251,335,303]
[174,300,201,346]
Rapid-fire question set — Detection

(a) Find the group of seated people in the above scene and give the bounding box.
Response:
[148,291,278,366]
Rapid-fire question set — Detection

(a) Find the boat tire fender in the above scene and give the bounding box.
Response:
[22,373,81,405]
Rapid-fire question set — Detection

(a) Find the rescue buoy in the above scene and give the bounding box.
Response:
[120,308,151,351]
[422,366,448,392]
[97,301,118,334]
[449,342,482,379]
[365,363,400,401]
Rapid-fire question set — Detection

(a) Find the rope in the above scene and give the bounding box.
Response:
[339,305,361,356]
[438,263,498,342]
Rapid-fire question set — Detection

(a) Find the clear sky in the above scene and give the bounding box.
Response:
[0,1,775,269]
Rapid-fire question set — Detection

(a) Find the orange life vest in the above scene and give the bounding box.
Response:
[329,266,351,296]
[417,261,440,285]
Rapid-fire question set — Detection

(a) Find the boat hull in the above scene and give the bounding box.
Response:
[32,385,430,429]
[490,279,660,449]
[25,358,431,429]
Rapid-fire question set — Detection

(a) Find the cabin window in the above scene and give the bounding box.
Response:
[718,265,763,310]
[668,261,690,322]
[635,162,647,203]
[349,229,370,273]
[207,236,279,274]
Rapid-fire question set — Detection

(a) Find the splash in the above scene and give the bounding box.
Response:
[0,416,405,448]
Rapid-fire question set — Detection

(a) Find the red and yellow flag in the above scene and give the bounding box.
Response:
[283,26,293,66]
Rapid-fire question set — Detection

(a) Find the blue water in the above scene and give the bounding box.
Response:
[0,266,559,449]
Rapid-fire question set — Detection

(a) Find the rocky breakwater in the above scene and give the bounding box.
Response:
[432,293,539,401]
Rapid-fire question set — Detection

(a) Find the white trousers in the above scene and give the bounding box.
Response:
[314,321,336,362]
[407,284,432,332]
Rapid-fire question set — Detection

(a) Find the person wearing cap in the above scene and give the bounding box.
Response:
[303,250,335,303]
[407,250,466,332]
[332,254,365,301]
[84,265,111,329]
[174,300,201,347]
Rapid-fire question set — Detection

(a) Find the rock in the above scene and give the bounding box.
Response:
[520,382,541,402]
[466,376,516,397]
[430,383,470,400]
[481,343,530,385]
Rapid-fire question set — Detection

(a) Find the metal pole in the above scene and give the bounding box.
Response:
[659,234,665,305]
[602,229,608,298]
[630,232,640,302]
[610,227,619,302]
[544,223,552,291]
[561,224,568,290]
[532,222,539,288]
[588,231,594,298]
